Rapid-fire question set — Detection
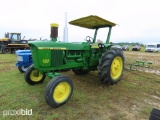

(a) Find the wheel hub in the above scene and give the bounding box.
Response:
[111,56,123,79]
[21,66,28,72]
[54,82,70,103]
[30,70,43,81]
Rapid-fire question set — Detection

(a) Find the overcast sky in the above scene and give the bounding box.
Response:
[0,0,160,44]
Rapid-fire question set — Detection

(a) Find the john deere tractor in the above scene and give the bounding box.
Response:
[24,15,124,108]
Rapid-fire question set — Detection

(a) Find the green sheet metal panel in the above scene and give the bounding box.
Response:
[69,15,116,29]
[37,49,51,67]
[28,41,90,51]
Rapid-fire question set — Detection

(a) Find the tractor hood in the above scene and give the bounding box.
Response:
[28,41,90,51]
[0,38,9,41]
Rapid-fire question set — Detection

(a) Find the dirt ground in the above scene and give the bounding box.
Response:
[124,51,160,75]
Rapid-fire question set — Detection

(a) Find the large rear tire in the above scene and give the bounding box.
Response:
[45,75,73,108]
[24,65,46,85]
[97,48,124,85]
[2,47,11,54]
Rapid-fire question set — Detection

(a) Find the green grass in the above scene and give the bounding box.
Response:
[0,53,160,120]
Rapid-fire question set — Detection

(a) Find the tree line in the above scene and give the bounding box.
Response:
[112,42,145,46]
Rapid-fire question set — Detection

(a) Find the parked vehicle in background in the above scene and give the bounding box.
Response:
[111,45,122,49]
[145,44,160,52]
[0,32,30,54]
[132,45,141,51]
[122,45,129,51]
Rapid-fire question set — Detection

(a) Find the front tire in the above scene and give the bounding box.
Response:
[45,75,73,108]
[97,48,124,85]
[24,65,46,85]
[18,66,29,73]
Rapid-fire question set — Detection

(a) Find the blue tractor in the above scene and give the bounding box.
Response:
[15,50,33,73]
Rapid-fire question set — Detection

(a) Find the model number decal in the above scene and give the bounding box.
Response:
[38,47,66,50]
[43,59,49,63]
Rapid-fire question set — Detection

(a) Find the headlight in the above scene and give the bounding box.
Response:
[17,56,23,61]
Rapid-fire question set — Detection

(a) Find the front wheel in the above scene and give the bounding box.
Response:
[24,65,46,85]
[45,75,73,108]
[18,66,29,73]
[97,48,124,85]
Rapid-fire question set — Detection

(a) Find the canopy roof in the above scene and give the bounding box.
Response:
[10,33,21,34]
[69,15,116,29]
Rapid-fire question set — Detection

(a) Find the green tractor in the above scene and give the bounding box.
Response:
[24,15,124,108]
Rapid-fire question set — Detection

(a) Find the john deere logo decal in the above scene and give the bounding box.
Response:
[43,59,49,63]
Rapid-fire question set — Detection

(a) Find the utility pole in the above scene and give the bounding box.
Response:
[63,12,68,42]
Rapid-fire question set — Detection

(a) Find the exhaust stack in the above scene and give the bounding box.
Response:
[50,23,59,41]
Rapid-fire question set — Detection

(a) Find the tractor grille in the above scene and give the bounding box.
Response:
[52,50,64,67]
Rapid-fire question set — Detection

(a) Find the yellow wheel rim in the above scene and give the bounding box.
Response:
[111,56,123,80]
[30,69,43,82]
[53,82,71,103]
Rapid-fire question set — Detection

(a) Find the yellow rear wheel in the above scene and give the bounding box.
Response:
[111,56,123,80]
[97,48,124,84]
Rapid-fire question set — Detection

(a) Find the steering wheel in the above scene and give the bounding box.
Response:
[85,36,93,44]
